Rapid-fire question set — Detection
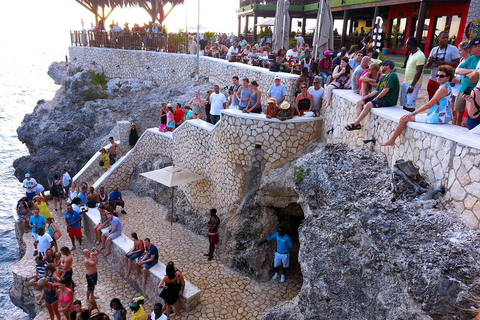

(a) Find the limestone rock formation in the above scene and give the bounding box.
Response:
[14,63,213,187]
[262,144,480,320]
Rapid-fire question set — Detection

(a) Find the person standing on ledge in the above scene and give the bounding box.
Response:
[258,226,293,283]
[108,137,123,166]
[204,208,220,261]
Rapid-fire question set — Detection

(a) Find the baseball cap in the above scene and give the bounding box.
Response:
[380,59,395,69]
[25,173,30,177]
[324,50,332,56]
[274,75,281,80]
[464,37,480,49]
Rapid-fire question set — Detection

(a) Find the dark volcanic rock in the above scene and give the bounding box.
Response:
[14,63,213,188]
[262,144,480,320]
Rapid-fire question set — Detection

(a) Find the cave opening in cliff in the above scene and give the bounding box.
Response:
[274,203,305,274]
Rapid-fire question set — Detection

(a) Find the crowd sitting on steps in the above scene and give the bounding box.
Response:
[19,166,191,320]
[155,34,480,142]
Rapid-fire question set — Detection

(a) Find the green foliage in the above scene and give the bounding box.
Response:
[88,71,107,89]
[81,71,108,101]
[204,31,215,41]
[289,164,311,183]
[289,37,297,48]
[378,50,385,61]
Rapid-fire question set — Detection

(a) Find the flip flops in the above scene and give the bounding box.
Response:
[345,123,361,131]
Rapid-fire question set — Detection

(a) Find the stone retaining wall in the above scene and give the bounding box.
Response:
[68,47,299,108]
[92,110,321,212]
[321,90,480,228]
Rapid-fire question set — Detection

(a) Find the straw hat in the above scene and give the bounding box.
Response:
[267,98,277,104]
[280,101,290,110]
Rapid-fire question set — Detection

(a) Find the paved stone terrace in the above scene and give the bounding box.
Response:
[25,192,301,319]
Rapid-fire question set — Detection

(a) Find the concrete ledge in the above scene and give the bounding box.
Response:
[83,208,201,310]
[333,89,480,149]
[221,109,323,123]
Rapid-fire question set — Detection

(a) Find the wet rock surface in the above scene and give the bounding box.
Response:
[263,144,480,320]
[14,63,212,187]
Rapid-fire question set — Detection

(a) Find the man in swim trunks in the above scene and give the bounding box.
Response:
[108,137,124,166]
[204,208,220,261]
[83,248,99,300]
[65,204,83,250]
[23,173,38,203]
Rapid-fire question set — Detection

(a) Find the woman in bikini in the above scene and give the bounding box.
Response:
[57,279,74,319]
[294,81,314,116]
[189,91,205,120]
[38,276,61,320]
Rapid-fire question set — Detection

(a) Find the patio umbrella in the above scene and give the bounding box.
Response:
[312,0,334,59]
[141,166,204,237]
[256,18,275,27]
[272,0,290,51]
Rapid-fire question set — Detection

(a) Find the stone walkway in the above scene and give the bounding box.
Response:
[30,191,302,319]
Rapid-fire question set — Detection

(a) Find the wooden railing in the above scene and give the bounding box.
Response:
[70,30,188,53]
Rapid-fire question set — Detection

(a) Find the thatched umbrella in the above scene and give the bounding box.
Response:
[136,0,184,25]
[272,0,290,51]
[75,0,136,25]
[312,0,334,59]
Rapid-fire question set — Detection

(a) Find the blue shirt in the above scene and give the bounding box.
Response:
[146,244,159,263]
[109,190,122,201]
[266,232,293,254]
[349,59,360,70]
[458,54,480,93]
[29,215,46,233]
[78,192,88,205]
[267,84,287,102]
[111,216,122,233]
[65,210,81,229]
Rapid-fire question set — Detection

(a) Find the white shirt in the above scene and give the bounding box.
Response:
[308,86,325,110]
[227,46,240,60]
[62,171,71,187]
[209,92,227,115]
[286,49,299,60]
[23,178,37,193]
[37,233,53,253]
[150,312,168,320]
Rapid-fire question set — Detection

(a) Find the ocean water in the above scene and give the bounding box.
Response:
[0,47,67,318]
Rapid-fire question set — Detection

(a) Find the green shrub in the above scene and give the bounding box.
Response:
[81,71,108,101]
[289,164,311,183]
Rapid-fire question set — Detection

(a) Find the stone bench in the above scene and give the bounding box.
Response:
[82,207,201,310]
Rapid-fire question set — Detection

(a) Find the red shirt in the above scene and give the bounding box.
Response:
[174,109,184,124]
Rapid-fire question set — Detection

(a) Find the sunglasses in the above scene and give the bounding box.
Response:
[301,86,307,89]
[436,74,447,78]
[357,54,363,57]
[313,81,320,84]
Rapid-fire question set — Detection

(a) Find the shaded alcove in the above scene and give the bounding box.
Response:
[272,203,305,275]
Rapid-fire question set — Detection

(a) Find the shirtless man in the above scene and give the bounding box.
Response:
[204,208,220,261]
[60,246,74,290]
[83,248,99,300]
[108,137,124,166]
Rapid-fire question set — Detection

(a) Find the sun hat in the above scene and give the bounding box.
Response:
[280,101,290,110]
[268,97,277,104]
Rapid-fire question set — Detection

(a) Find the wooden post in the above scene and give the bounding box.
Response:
[245,14,249,35]
[302,15,306,36]
[415,0,427,45]
[238,16,241,36]
[341,10,348,47]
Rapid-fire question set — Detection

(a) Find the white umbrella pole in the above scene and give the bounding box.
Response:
[171,187,174,239]
[196,0,200,77]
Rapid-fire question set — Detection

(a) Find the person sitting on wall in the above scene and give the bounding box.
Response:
[276,101,294,121]
[286,45,299,61]
[134,238,158,289]
[380,65,455,146]
[109,187,127,215]
[359,63,382,97]
[266,98,278,119]
[317,50,334,85]
[462,83,480,132]
[346,60,400,131]
[226,41,240,61]
[324,57,353,108]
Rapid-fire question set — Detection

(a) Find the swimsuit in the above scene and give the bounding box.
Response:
[86,272,98,291]
[192,101,203,115]
[298,97,311,111]
[44,283,57,305]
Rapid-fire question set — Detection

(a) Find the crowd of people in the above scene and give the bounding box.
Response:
[19,165,193,320]
[158,33,480,143]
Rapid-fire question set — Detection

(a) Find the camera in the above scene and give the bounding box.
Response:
[464,87,472,96]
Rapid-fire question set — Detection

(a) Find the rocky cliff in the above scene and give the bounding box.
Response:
[260,143,480,320]
[14,62,212,187]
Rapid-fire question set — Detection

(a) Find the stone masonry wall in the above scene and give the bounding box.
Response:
[321,90,480,229]
[94,111,322,213]
[68,47,299,108]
